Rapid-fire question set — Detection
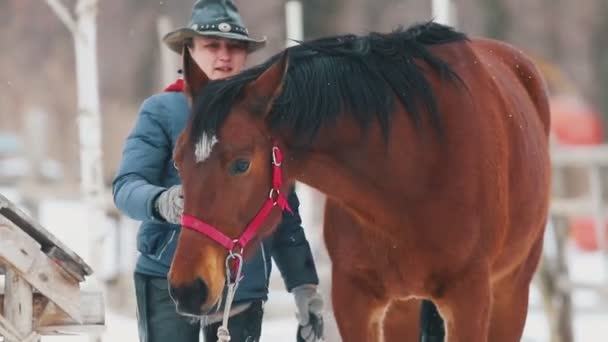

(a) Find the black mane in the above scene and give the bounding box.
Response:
[190,21,468,146]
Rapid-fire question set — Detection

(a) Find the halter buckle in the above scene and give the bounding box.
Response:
[269,188,280,206]
[225,247,243,285]
[272,146,282,166]
[229,239,244,257]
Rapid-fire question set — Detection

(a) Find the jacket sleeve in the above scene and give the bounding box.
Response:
[112,98,171,222]
[271,189,320,292]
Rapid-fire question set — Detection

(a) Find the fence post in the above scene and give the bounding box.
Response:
[589,166,608,279]
[4,269,36,342]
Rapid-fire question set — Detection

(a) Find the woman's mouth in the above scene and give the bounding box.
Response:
[215,66,233,73]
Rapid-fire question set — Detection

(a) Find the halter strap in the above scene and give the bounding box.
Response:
[181,141,292,254]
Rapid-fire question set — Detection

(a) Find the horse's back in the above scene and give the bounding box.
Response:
[421,37,551,271]
[470,38,551,135]
[461,38,551,269]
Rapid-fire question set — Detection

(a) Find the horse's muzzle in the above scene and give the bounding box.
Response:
[169,278,209,315]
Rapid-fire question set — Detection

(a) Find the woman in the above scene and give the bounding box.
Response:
[112,1,323,341]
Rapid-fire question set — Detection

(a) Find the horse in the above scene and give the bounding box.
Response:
[168,22,551,342]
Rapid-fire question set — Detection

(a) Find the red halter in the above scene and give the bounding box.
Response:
[180,142,293,257]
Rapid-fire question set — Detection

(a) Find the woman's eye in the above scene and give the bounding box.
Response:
[229,159,250,175]
[229,43,247,51]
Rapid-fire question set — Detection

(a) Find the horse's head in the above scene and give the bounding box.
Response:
[168,49,291,315]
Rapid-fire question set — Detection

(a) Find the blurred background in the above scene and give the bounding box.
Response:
[1,0,608,341]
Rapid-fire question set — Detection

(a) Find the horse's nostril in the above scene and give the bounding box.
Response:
[169,278,209,315]
[192,278,207,299]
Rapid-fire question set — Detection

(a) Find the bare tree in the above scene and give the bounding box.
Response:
[592,0,608,130]
[479,0,511,40]
[43,1,106,340]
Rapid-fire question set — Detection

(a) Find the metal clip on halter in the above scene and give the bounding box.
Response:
[217,250,244,342]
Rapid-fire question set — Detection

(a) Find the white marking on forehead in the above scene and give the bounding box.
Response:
[194,133,218,163]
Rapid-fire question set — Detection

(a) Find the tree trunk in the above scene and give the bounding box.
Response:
[479,0,510,39]
[592,0,608,130]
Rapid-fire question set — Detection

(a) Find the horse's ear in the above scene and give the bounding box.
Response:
[182,45,209,103]
[173,128,188,165]
[244,51,289,116]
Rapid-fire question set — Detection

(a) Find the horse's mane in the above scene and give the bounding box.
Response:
[190,21,468,146]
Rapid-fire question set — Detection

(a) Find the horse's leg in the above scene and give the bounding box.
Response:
[488,236,544,342]
[383,299,421,342]
[324,200,392,341]
[332,270,390,342]
[435,265,492,342]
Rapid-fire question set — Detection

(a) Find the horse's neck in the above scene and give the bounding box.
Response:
[293,150,406,230]
[288,111,440,231]
[296,147,420,230]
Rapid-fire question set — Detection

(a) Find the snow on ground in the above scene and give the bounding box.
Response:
[1,189,606,341]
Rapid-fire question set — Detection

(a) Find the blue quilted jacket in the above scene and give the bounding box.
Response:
[112,89,318,303]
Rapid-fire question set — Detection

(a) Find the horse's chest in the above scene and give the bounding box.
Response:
[327,223,401,269]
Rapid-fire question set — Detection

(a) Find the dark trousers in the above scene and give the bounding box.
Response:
[419,299,445,342]
[203,301,264,342]
[134,273,264,342]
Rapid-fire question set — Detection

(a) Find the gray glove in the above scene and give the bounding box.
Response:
[154,185,183,224]
[293,284,324,342]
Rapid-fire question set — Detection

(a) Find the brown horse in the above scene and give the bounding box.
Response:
[169,22,550,341]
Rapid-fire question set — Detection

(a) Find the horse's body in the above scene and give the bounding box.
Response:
[317,38,550,341]
[169,23,550,342]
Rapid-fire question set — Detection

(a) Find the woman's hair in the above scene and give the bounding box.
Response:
[184,36,249,50]
[184,37,193,48]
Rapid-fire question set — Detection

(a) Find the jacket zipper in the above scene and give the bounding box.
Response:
[260,242,269,282]
[156,230,176,261]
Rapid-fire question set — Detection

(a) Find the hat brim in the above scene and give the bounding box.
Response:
[162,28,267,54]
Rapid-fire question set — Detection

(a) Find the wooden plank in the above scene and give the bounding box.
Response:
[36,291,103,329]
[36,324,106,335]
[46,248,85,283]
[0,224,40,273]
[536,254,560,342]
[547,217,574,342]
[588,167,608,281]
[0,193,92,277]
[3,269,34,341]
[556,277,608,297]
[0,225,81,322]
[0,292,104,329]
[549,197,608,217]
[0,314,22,341]
[551,145,608,166]
[21,331,41,342]
[0,292,104,331]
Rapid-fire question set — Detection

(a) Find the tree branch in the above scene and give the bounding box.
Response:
[75,0,99,16]
[44,0,78,35]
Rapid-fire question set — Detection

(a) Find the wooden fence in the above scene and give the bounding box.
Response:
[0,193,104,341]
[538,145,608,342]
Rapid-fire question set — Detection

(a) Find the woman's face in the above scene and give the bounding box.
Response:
[188,36,248,80]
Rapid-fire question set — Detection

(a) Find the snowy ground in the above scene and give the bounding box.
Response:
[2,188,607,341]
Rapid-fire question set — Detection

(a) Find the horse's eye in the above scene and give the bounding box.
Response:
[229,159,250,175]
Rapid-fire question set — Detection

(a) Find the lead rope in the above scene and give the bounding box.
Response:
[216,252,244,342]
